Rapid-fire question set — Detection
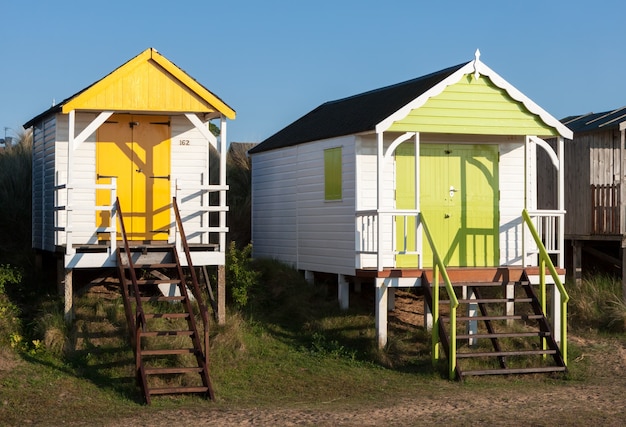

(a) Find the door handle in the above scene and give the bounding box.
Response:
[97,174,117,179]
[449,186,458,198]
[150,175,171,180]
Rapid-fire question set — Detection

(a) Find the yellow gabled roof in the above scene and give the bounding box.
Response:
[60,48,235,119]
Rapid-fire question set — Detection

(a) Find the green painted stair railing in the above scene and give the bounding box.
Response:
[420,213,459,380]
[522,209,569,365]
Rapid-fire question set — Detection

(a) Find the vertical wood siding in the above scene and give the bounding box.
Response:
[555,129,621,237]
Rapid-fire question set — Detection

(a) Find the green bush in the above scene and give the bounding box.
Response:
[0,265,23,346]
[225,242,259,309]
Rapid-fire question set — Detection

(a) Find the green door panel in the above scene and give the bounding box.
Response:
[396,143,499,268]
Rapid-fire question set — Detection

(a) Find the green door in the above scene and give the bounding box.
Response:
[396,143,499,267]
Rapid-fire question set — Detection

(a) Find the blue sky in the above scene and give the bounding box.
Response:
[1,0,625,143]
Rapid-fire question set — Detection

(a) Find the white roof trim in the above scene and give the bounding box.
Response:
[620,121,626,131]
[376,57,573,140]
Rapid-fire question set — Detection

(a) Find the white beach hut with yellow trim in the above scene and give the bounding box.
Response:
[25,48,235,319]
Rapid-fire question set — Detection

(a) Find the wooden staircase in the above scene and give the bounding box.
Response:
[422,270,567,379]
[115,198,215,404]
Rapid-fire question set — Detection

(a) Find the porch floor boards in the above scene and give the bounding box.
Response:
[355,266,565,282]
[60,241,219,253]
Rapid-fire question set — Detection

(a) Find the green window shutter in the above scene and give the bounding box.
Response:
[324,147,342,200]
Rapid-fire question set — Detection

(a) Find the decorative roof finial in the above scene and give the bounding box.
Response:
[474,49,481,80]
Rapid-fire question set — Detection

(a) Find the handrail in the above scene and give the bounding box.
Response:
[115,198,147,331]
[173,197,211,362]
[420,212,459,380]
[522,209,569,364]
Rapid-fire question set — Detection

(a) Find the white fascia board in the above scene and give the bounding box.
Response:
[376,59,574,140]
[620,121,626,131]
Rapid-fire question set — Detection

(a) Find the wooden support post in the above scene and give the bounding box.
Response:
[552,284,562,344]
[304,270,314,284]
[338,274,349,310]
[375,278,387,348]
[622,241,626,303]
[387,288,395,311]
[467,287,477,346]
[56,256,64,296]
[64,268,74,323]
[424,297,433,331]
[217,265,226,325]
[573,240,582,286]
[506,281,515,325]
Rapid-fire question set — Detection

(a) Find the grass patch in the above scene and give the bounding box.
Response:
[3,262,626,424]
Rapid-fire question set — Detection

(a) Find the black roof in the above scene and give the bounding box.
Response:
[561,106,626,134]
[249,62,468,154]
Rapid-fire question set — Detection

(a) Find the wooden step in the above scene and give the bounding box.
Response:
[455,298,532,304]
[120,278,182,286]
[139,295,186,303]
[450,314,544,322]
[455,282,504,287]
[456,331,550,340]
[456,349,557,358]
[141,348,197,356]
[136,279,182,286]
[129,263,178,269]
[149,386,210,395]
[144,366,204,375]
[144,313,190,320]
[461,366,567,376]
[140,330,194,337]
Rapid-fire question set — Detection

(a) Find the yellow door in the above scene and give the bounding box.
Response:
[96,114,171,241]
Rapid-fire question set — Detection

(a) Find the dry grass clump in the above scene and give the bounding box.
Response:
[569,274,626,332]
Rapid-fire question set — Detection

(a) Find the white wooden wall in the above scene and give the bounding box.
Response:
[251,146,299,266]
[251,136,357,276]
[499,139,526,265]
[355,135,395,269]
[32,112,213,251]
[170,115,212,244]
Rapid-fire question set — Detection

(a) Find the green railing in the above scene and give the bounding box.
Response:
[522,209,569,364]
[420,213,459,379]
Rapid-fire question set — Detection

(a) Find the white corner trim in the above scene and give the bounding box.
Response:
[383,132,415,164]
[185,113,217,149]
[72,111,113,151]
[529,136,559,169]
[620,121,626,132]
[375,57,573,140]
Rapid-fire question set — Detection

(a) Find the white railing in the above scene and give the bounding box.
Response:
[55,178,118,257]
[174,181,229,254]
[357,208,565,270]
[356,209,421,269]
[523,209,565,266]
